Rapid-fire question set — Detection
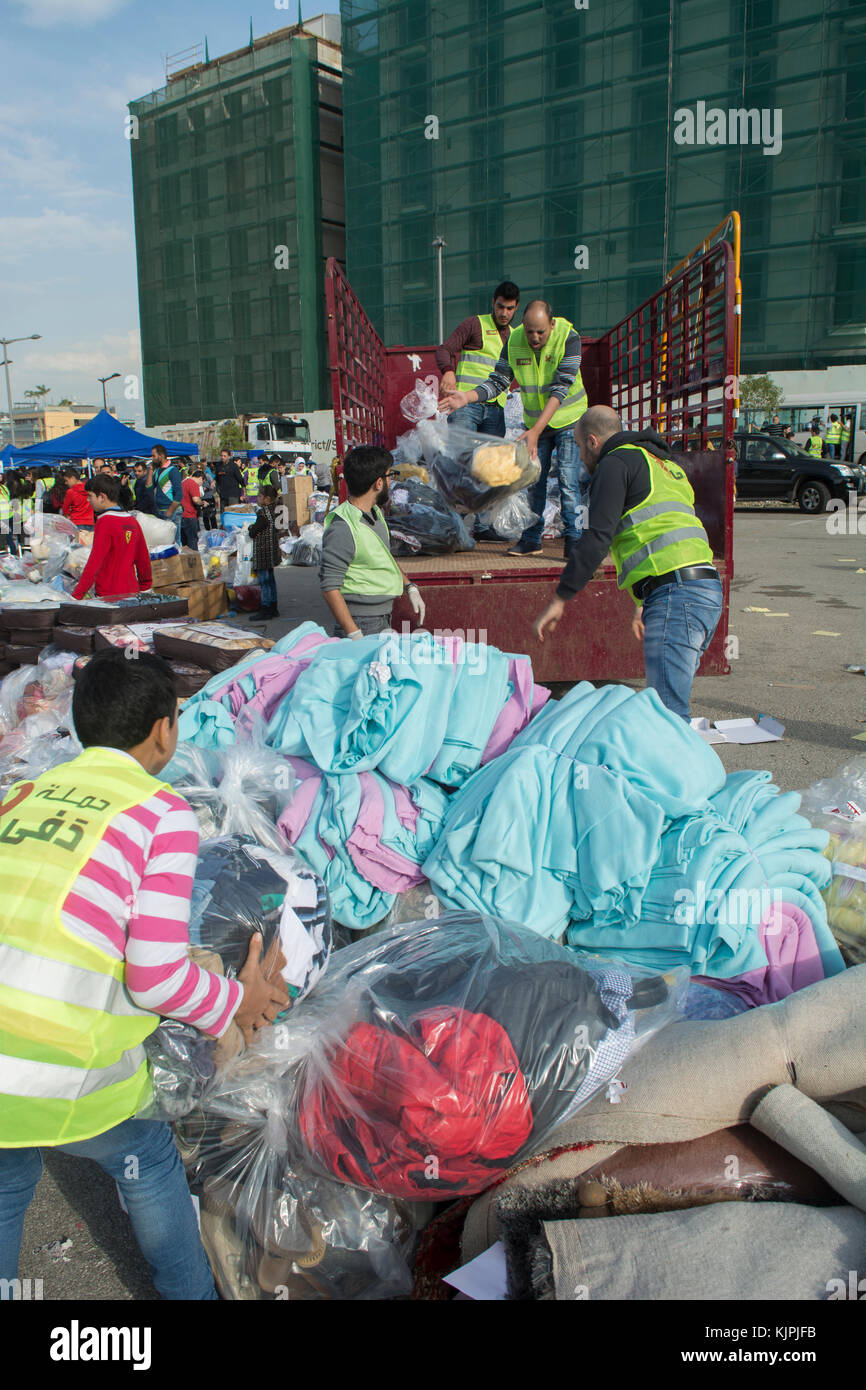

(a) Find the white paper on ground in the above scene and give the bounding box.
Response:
[713,715,784,744]
[690,717,728,744]
[443,1241,508,1300]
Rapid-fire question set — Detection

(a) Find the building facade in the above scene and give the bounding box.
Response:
[129,16,344,426]
[340,0,866,374]
[0,405,116,448]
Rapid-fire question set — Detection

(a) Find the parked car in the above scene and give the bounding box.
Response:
[733,432,866,513]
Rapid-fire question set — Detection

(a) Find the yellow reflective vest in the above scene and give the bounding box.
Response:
[609,446,714,604]
[456,315,509,408]
[0,748,171,1147]
[507,319,588,431]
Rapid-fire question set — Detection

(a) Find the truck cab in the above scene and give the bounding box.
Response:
[245,414,313,468]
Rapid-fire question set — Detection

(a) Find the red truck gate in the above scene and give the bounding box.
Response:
[325,246,735,683]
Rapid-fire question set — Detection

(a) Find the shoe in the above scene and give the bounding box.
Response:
[505,542,544,557]
[249,605,276,623]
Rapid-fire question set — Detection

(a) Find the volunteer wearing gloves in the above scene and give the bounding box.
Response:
[0,650,289,1300]
[320,445,426,638]
[439,299,590,559]
[533,405,722,721]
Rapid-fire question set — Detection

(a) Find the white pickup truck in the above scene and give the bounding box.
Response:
[153,410,337,485]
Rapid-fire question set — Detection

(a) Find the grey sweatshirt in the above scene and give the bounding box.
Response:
[319,508,397,616]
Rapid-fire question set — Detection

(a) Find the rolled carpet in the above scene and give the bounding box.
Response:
[750,1084,866,1213]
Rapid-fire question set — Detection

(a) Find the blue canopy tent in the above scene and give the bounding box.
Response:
[3,410,198,465]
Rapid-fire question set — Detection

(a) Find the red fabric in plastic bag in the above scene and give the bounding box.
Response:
[299,1006,532,1197]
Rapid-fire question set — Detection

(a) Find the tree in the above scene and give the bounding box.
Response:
[57,397,75,407]
[739,373,784,420]
[219,419,246,453]
[24,385,51,409]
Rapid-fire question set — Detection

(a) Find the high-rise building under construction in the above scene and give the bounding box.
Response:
[340,0,866,372]
[129,15,343,426]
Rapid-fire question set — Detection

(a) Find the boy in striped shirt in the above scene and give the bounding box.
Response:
[0,649,289,1299]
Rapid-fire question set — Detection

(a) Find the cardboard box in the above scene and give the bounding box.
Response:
[165,579,227,622]
[179,549,205,581]
[149,554,184,589]
[281,474,314,525]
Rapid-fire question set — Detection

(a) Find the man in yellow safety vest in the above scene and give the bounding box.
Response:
[440,299,590,558]
[436,281,520,438]
[0,649,288,1299]
[533,405,722,721]
[826,414,842,459]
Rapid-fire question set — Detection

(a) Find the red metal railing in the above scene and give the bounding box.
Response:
[325,257,388,458]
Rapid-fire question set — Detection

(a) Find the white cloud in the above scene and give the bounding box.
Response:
[0,210,130,264]
[8,0,131,29]
[17,329,141,378]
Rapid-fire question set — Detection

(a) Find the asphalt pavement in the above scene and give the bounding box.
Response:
[16,502,865,1299]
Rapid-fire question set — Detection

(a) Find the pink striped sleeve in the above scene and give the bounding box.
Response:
[123,796,242,1036]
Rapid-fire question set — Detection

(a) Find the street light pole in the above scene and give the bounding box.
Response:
[98,372,121,411]
[432,236,446,344]
[0,334,41,448]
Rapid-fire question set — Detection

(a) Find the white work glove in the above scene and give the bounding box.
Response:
[347,629,362,640]
[407,583,426,626]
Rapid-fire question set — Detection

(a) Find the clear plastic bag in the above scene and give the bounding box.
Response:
[236,913,683,1201]
[233,527,254,586]
[175,1076,427,1300]
[393,428,424,466]
[477,490,540,542]
[291,523,323,568]
[0,664,74,735]
[387,477,475,556]
[165,739,296,851]
[799,757,866,963]
[399,375,440,424]
[307,492,330,526]
[415,414,540,513]
[187,836,332,1011]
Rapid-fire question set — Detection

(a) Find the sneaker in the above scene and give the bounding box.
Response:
[505,542,544,557]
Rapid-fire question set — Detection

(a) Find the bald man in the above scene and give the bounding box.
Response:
[440,299,590,559]
[533,407,722,720]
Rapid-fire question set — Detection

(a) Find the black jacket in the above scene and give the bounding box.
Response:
[216,459,245,503]
[557,430,672,599]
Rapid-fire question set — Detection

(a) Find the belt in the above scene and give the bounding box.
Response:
[634,565,719,601]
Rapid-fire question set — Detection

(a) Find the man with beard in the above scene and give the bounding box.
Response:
[320,446,426,638]
[436,280,520,438]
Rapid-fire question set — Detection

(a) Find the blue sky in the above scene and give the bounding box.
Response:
[1,0,339,422]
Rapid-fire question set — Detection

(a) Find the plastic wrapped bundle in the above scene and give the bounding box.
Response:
[799,757,866,963]
[0,663,74,735]
[165,739,296,851]
[268,913,682,1200]
[188,836,332,1012]
[399,375,440,424]
[476,490,540,542]
[175,1061,427,1300]
[416,415,540,513]
[291,523,324,568]
[386,477,475,556]
[143,1019,218,1121]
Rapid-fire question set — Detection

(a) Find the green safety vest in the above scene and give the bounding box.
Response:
[0,748,170,1147]
[826,420,842,444]
[456,315,509,408]
[507,319,588,431]
[0,486,11,524]
[244,466,260,499]
[806,434,823,457]
[324,500,404,599]
[840,421,851,443]
[609,446,714,605]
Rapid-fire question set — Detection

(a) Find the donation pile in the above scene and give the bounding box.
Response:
[426,680,845,997]
[171,912,679,1298]
[175,622,549,928]
[798,756,866,964]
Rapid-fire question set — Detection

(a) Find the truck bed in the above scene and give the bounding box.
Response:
[393,540,731,684]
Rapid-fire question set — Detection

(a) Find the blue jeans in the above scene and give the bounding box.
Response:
[641,573,723,721]
[448,400,506,437]
[0,1118,217,1300]
[521,426,590,547]
[259,568,277,607]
